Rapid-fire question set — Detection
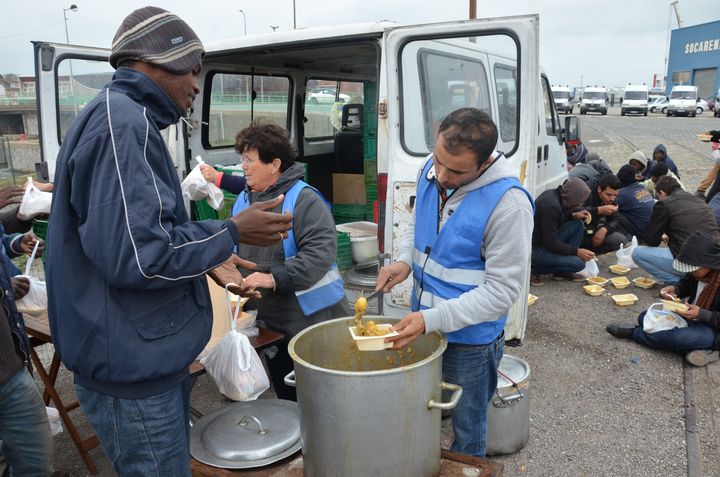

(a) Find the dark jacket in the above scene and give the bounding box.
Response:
[643,190,720,257]
[675,274,720,350]
[615,183,654,235]
[47,68,241,399]
[532,187,578,256]
[237,163,348,337]
[569,159,612,191]
[643,144,680,179]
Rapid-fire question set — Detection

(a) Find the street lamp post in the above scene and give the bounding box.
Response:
[238,9,247,36]
[63,4,78,116]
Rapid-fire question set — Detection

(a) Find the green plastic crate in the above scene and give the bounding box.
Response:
[336,231,353,270]
[332,204,366,224]
[32,219,48,241]
[194,191,238,221]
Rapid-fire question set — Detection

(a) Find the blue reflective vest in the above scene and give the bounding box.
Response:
[412,158,533,345]
[232,180,345,316]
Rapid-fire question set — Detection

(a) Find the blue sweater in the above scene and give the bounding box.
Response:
[47,68,241,398]
[615,183,655,235]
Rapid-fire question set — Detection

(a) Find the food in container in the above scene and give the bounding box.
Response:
[586,276,609,286]
[611,293,638,306]
[609,264,631,275]
[583,284,605,296]
[527,294,538,305]
[349,325,399,351]
[633,277,656,289]
[661,299,689,313]
[610,276,631,289]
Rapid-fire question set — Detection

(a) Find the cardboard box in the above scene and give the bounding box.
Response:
[333,173,366,205]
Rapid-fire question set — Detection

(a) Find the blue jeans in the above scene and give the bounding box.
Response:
[442,334,504,457]
[0,368,53,476]
[75,375,191,477]
[632,310,718,355]
[531,220,585,275]
[631,246,683,285]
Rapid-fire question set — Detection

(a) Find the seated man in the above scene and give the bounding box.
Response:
[566,142,589,170]
[531,177,594,285]
[642,162,685,198]
[581,173,630,254]
[643,143,679,180]
[628,151,647,180]
[568,152,612,191]
[607,231,720,367]
[614,164,655,238]
[632,176,720,285]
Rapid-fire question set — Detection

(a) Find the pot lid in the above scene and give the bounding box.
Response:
[496,354,530,388]
[190,400,301,469]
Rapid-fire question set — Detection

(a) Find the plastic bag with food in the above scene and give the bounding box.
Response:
[643,303,687,334]
[180,156,224,210]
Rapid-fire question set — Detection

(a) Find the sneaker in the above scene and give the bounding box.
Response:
[530,274,545,286]
[606,323,634,339]
[553,272,586,282]
[684,350,719,367]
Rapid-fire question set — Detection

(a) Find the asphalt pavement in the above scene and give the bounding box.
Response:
[6,106,720,476]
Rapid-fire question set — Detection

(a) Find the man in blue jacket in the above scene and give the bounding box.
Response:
[46,7,291,476]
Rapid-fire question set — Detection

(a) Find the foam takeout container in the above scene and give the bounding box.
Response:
[661,299,689,313]
[609,265,631,275]
[583,284,605,296]
[612,293,638,306]
[610,276,631,289]
[586,276,609,286]
[349,325,399,351]
[633,277,656,289]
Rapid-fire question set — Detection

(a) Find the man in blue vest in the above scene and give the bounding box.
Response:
[376,108,534,457]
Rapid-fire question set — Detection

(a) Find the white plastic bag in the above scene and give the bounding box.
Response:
[46,406,63,436]
[181,156,224,210]
[200,284,269,401]
[578,258,599,278]
[17,177,52,220]
[643,303,687,334]
[616,236,639,269]
[14,242,47,317]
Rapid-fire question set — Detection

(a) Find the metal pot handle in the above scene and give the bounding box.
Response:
[494,388,524,407]
[427,382,463,410]
[284,370,296,387]
[238,415,267,435]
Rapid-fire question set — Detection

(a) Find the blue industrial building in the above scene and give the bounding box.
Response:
[666,19,720,98]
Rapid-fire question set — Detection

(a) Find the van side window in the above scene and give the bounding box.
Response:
[304,80,364,140]
[493,65,517,143]
[206,73,290,147]
[540,76,556,135]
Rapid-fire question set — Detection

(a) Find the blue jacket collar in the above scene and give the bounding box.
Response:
[109,68,182,129]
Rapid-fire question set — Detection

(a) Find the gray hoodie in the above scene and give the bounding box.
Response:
[397,152,534,336]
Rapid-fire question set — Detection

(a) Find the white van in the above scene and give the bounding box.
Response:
[621,84,648,116]
[580,86,609,115]
[551,85,573,114]
[667,85,698,117]
[34,16,577,343]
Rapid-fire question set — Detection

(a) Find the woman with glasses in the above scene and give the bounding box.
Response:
[201,122,348,401]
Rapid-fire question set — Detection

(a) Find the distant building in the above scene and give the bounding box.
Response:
[665,20,720,98]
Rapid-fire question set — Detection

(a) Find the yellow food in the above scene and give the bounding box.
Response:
[353,294,389,336]
[362,320,390,337]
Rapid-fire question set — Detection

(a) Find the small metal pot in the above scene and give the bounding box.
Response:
[284,316,461,477]
[486,354,531,456]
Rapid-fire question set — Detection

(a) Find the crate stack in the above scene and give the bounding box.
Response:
[336,230,353,270]
[363,81,378,222]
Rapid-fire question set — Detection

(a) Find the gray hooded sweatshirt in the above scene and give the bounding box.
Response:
[397,152,534,336]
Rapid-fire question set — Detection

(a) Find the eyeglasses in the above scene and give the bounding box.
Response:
[240,154,256,165]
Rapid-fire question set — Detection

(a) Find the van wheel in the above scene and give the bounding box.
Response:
[695,107,703,115]
[621,110,625,116]
[666,111,671,117]
[643,111,647,116]
[602,109,607,115]
[662,107,667,114]
[691,112,696,117]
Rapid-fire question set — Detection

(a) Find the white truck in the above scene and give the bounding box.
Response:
[667,84,698,117]
[33,15,578,343]
[580,86,609,115]
[551,85,573,114]
[621,84,648,116]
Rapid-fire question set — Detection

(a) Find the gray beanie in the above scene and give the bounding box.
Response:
[560,177,590,210]
[109,6,204,74]
[586,152,600,162]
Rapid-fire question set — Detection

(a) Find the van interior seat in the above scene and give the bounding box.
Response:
[334,103,364,174]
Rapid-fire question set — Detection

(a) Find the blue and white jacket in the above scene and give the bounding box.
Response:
[47,68,241,399]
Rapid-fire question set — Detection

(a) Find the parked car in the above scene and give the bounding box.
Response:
[648,96,668,114]
[307,88,350,104]
[695,98,709,115]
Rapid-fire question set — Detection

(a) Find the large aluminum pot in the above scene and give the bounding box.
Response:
[486,354,530,456]
[284,316,461,477]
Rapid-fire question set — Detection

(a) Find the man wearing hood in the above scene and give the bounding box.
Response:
[530,177,595,284]
[375,108,534,457]
[566,142,589,170]
[46,7,292,475]
[607,231,720,367]
[643,144,679,180]
[568,151,613,190]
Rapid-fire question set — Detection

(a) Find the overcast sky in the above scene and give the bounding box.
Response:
[0,0,715,87]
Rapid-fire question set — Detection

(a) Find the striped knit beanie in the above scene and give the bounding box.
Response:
[109,6,204,74]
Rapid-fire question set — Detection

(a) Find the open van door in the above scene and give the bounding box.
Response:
[381,15,539,342]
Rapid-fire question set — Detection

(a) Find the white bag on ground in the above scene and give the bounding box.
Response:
[181,156,224,210]
[17,177,52,220]
[578,258,599,278]
[200,284,269,401]
[643,303,687,334]
[14,241,47,317]
[616,236,639,269]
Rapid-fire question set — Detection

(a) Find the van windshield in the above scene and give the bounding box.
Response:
[624,91,647,100]
[670,90,696,99]
[583,92,605,99]
[553,91,571,100]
